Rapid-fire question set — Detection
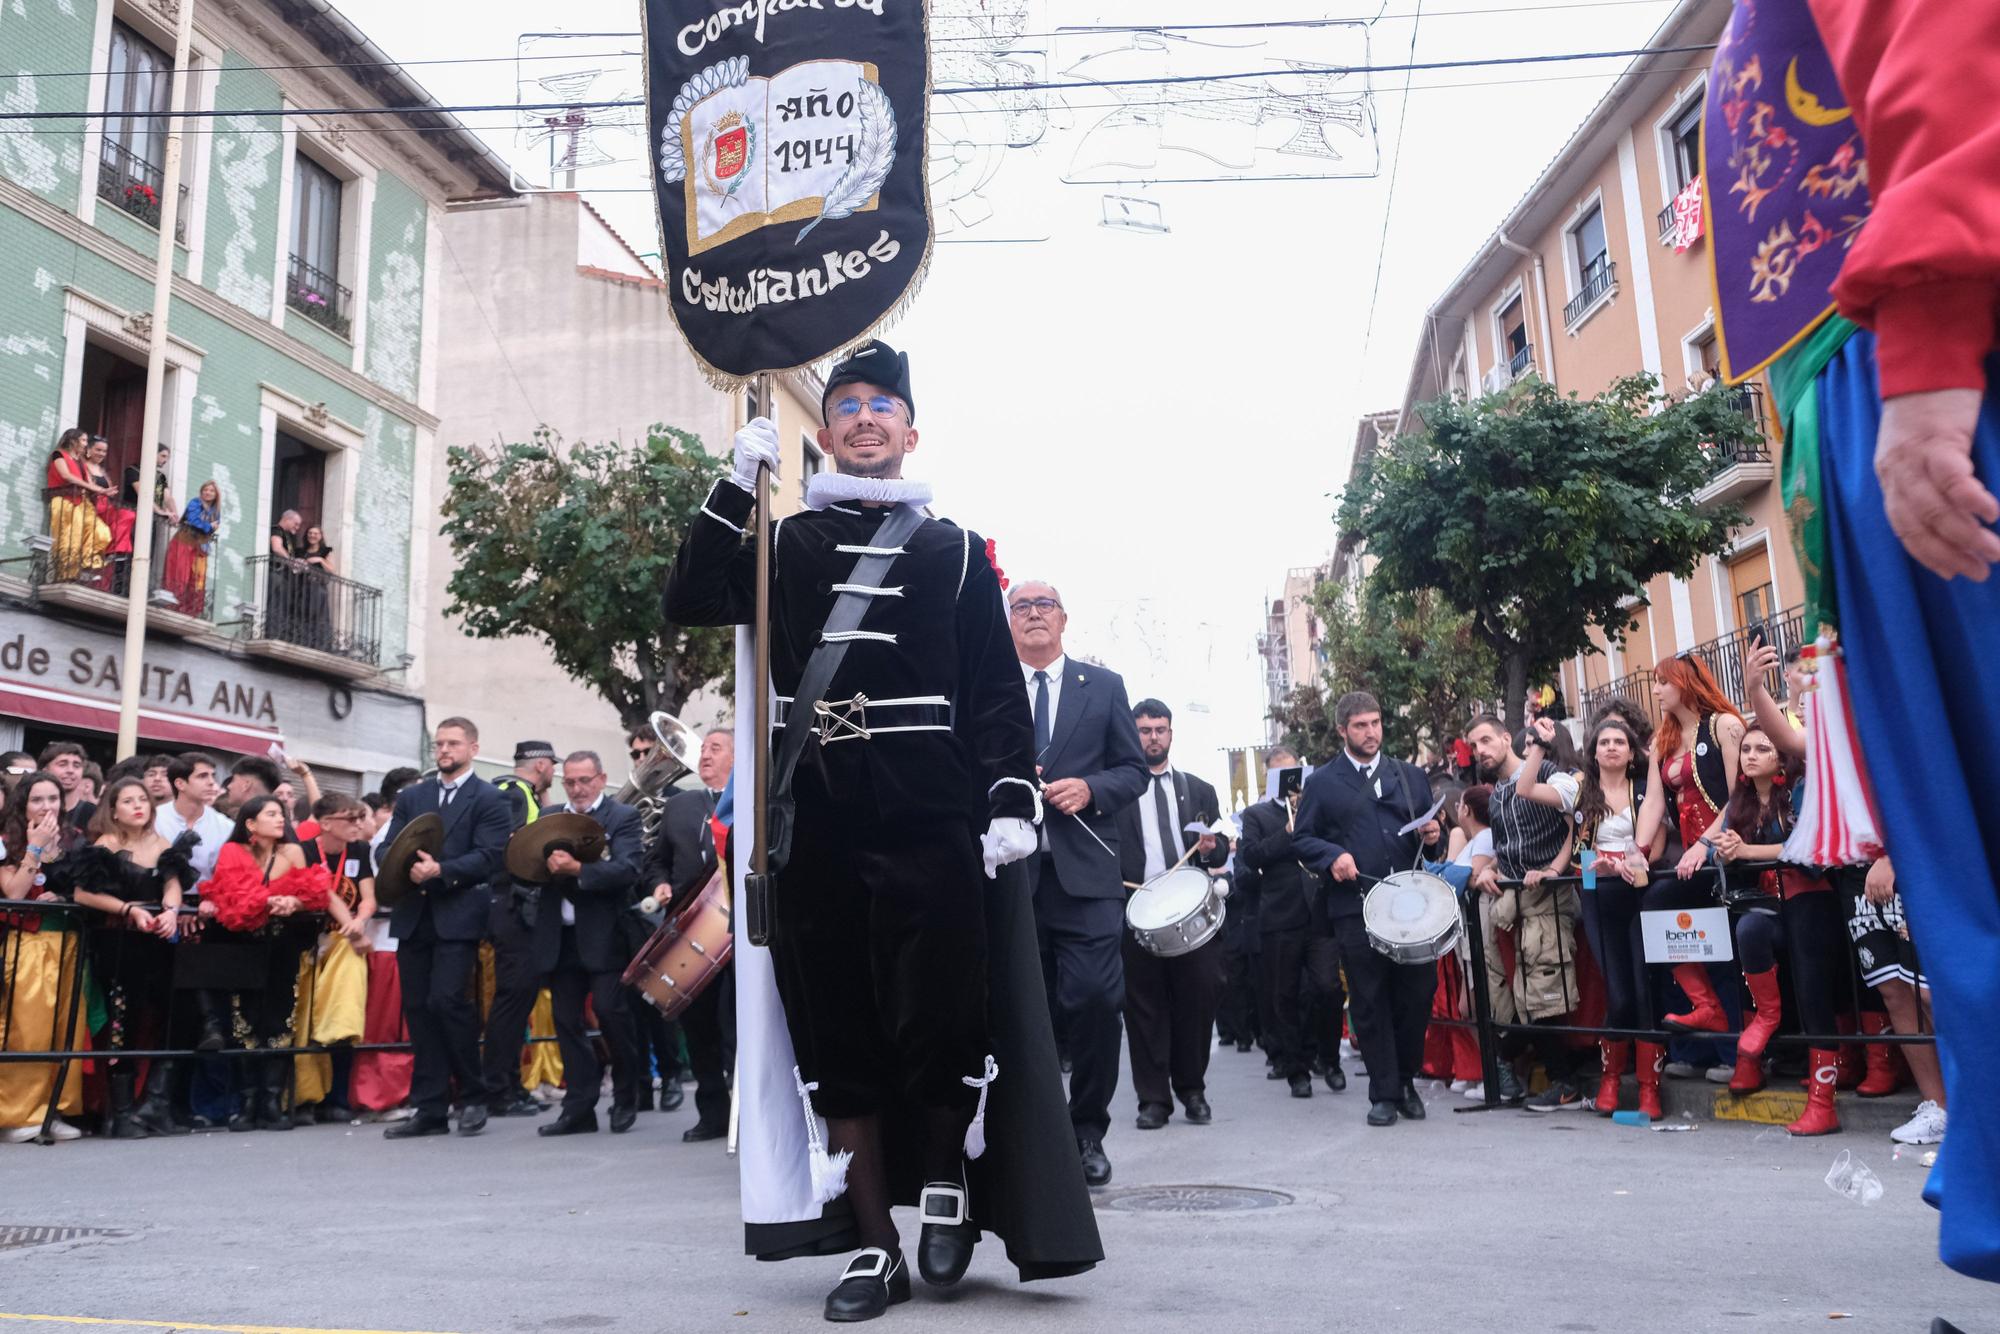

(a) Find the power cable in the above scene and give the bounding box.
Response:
[1357,1,1424,372]
[0,43,1721,121]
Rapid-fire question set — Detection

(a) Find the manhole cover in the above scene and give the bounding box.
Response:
[1093,1185,1293,1214]
[0,1226,131,1252]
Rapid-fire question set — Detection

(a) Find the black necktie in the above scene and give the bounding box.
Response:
[1153,773,1180,870]
[1032,670,1051,753]
[440,783,455,810]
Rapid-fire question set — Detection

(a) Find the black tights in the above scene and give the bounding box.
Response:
[826,1103,973,1254]
[1580,882,1649,1030]
[1734,892,1843,1036]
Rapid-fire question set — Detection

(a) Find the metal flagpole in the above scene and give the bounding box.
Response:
[114,0,198,760]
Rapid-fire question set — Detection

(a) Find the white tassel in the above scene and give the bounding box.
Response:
[961,1055,999,1160]
[793,1066,852,1204]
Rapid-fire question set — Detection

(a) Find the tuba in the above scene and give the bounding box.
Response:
[617,710,699,864]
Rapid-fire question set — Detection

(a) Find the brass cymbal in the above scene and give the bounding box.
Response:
[373,812,443,910]
[506,812,608,884]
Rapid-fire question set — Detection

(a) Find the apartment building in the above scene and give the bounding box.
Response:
[0,0,512,785]
[1384,0,1796,722]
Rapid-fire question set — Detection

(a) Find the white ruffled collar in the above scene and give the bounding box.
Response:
[805,473,934,511]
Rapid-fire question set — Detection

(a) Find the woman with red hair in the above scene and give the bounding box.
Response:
[1633,654,1745,1092]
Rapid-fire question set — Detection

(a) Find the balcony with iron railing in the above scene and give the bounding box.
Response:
[1578,602,1807,724]
[286,254,353,339]
[31,486,215,635]
[1694,382,1777,505]
[1563,260,1618,329]
[242,555,382,679]
[97,138,187,244]
[1508,342,1534,380]
[1657,198,1678,243]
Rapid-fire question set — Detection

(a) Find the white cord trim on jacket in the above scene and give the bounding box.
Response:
[699,504,745,534]
[830,583,905,597]
[820,630,898,644]
[833,543,907,556]
[957,528,971,596]
[989,776,1045,825]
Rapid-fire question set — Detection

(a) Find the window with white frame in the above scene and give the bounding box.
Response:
[98,22,175,234]
[287,153,350,337]
[1667,95,1704,193]
[1564,204,1616,327]
[802,432,825,483]
[1499,296,1529,371]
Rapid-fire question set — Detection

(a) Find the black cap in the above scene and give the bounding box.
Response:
[513,740,557,764]
[823,340,914,423]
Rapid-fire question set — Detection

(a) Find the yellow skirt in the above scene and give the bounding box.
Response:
[0,929,89,1129]
[292,935,369,1106]
[47,496,110,583]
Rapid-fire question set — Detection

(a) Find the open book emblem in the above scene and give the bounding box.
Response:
[660,56,897,257]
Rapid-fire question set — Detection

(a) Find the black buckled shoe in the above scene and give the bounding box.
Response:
[1182,1094,1213,1125]
[1397,1082,1427,1121]
[1135,1102,1169,1130]
[824,1247,910,1322]
[916,1182,976,1287]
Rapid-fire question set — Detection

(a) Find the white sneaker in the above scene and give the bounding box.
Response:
[1449,1079,1473,1094]
[47,1119,81,1141]
[2,1126,38,1143]
[1461,1082,1486,1102]
[1663,1061,1699,1079]
[1890,1100,1947,1145]
[1704,1064,1735,1084]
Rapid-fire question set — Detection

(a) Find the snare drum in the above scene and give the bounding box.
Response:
[1125,866,1228,958]
[621,868,734,1021]
[1361,870,1462,965]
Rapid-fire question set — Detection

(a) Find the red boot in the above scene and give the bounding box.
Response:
[1786,1049,1842,1136]
[1595,1041,1629,1116]
[1635,1041,1666,1121]
[1730,969,1782,1094]
[1663,964,1729,1034]
[1855,1012,1901,1097]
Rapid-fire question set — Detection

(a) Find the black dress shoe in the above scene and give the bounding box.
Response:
[1135,1102,1169,1130]
[609,1103,638,1134]
[1289,1073,1314,1099]
[538,1109,599,1137]
[384,1115,451,1140]
[916,1182,976,1287]
[1078,1139,1112,1187]
[1265,1065,1286,1080]
[660,1080,686,1113]
[1367,1101,1399,1127]
[1325,1066,1348,1093]
[682,1120,727,1143]
[1397,1083,1426,1121]
[1182,1094,1213,1125]
[490,1093,547,1118]
[824,1248,910,1322]
[1235,1039,1254,1053]
[457,1103,489,1136]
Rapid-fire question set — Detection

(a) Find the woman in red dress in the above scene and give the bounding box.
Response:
[82,437,137,588]
[200,795,330,1131]
[1634,654,1746,1083]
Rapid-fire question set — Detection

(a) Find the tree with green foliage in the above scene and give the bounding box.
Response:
[1268,679,1342,766]
[1337,375,1755,733]
[439,426,733,729]
[1311,578,1499,760]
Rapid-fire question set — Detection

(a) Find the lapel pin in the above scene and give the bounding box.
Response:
[1076,674,1085,683]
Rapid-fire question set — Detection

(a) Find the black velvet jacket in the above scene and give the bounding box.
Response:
[664,479,1037,829]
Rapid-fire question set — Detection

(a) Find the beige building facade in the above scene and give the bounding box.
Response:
[1385,0,1796,723]
[429,192,820,780]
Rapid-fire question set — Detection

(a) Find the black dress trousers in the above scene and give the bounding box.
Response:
[481,893,541,1105]
[399,913,488,1118]
[1257,926,1312,1079]
[1122,930,1223,1109]
[549,927,641,1116]
[1332,914,1434,1103]
[1033,853,1126,1143]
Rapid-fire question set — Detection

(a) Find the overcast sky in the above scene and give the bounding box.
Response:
[338,0,1676,797]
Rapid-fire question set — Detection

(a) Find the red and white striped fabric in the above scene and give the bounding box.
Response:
[1783,636,1886,867]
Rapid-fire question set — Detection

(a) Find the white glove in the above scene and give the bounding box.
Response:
[730,416,781,491]
[980,817,1037,880]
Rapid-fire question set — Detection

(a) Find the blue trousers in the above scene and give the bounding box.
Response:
[1821,330,2000,1282]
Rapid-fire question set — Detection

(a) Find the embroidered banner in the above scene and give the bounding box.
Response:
[1704,0,1872,384]
[643,0,932,383]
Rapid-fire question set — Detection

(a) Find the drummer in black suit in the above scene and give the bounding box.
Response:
[381,716,513,1140]
[1291,691,1445,1127]
[530,751,647,1137]
[1115,699,1230,1130]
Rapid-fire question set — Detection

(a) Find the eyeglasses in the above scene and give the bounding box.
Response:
[628,747,652,761]
[831,395,905,420]
[1009,598,1062,617]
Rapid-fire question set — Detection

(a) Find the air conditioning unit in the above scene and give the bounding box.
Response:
[1482,363,1512,394]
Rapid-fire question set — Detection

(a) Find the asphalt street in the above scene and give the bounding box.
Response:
[3,1042,1996,1334]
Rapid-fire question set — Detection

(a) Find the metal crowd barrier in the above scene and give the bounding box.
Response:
[0,900,577,1146]
[1448,858,1935,1113]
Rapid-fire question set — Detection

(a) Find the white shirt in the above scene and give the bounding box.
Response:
[155,801,233,882]
[1451,826,1495,869]
[1346,749,1382,797]
[1020,654,1068,744]
[1137,766,1185,882]
[553,792,606,925]
[436,773,468,806]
